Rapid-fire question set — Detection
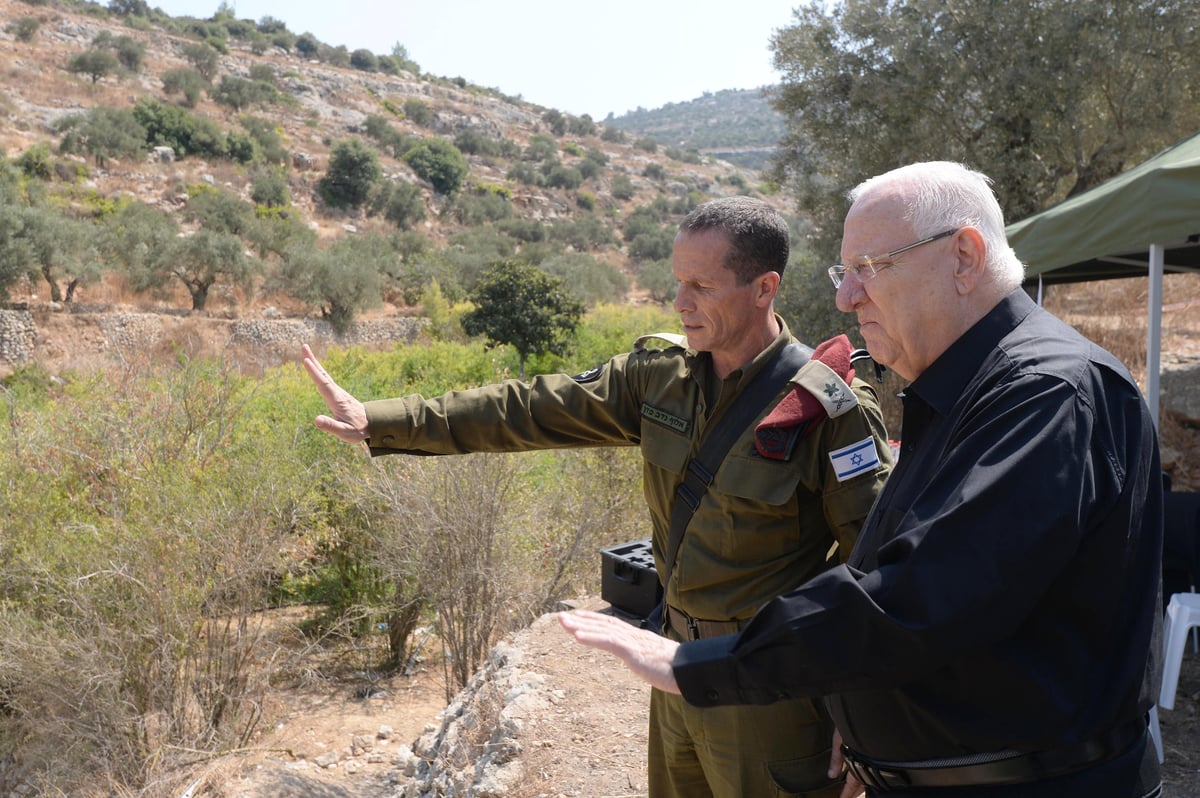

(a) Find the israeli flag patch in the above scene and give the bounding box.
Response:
[829,437,880,482]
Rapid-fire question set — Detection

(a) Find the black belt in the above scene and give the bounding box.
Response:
[841,718,1147,791]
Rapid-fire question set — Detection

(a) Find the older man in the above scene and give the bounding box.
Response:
[561,162,1163,798]
[306,196,893,797]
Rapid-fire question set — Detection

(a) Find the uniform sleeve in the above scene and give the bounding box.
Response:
[815,378,893,562]
[363,355,646,456]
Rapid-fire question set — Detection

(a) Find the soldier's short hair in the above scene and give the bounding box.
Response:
[679,196,789,284]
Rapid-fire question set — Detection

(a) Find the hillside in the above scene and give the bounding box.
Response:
[608,88,786,171]
[0,0,783,327]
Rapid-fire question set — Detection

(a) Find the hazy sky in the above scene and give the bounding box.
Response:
[150,0,794,119]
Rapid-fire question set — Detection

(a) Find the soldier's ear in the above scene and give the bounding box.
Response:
[755,271,781,307]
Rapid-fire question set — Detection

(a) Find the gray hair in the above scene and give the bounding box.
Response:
[848,162,1026,291]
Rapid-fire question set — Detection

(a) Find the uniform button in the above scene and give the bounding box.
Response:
[381,436,394,445]
[705,689,719,701]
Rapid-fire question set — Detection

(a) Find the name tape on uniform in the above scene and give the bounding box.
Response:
[828,436,880,482]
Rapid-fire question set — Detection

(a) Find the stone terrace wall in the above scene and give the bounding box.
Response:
[0,308,428,370]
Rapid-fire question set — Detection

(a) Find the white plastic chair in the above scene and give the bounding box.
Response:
[1159,592,1200,710]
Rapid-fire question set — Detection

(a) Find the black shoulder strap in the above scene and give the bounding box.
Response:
[660,342,813,592]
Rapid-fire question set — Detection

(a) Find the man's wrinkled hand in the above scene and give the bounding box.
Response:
[559,609,681,695]
[302,344,370,444]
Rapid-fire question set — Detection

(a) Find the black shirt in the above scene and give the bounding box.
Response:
[673,290,1163,761]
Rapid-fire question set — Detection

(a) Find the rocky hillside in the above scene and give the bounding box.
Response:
[0,0,777,315]
[607,88,787,171]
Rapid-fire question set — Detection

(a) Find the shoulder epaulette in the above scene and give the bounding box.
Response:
[754,334,860,459]
[633,332,688,352]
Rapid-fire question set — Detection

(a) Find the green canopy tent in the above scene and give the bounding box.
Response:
[1006,130,1200,426]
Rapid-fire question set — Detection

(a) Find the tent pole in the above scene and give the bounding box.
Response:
[1147,244,1164,429]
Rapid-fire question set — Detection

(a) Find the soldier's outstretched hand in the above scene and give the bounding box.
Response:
[559,609,681,695]
[302,344,370,444]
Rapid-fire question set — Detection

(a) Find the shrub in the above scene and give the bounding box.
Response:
[370,180,426,230]
[111,34,145,71]
[549,214,617,251]
[295,32,319,57]
[541,109,567,136]
[350,48,378,72]
[212,75,278,112]
[404,137,468,195]
[642,162,667,181]
[538,253,629,306]
[7,16,39,41]
[523,133,557,162]
[133,98,227,159]
[611,174,635,200]
[568,114,597,137]
[403,98,433,127]
[638,257,677,302]
[161,67,206,107]
[250,167,289,208]
[634,135,658,153]
[543,163,583,190]
[15,143,54,179]
[600,126,627,143]
[319,138,382,208]
[241,116,288,164]
[444,190,511,225]
[181,41,219,82]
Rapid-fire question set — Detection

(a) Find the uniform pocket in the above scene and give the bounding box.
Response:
[765,749,844,797]
[641,421,690,474]
[717,451,804,505]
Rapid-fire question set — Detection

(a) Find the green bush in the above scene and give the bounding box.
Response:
[444,190,511,225]
[319,138,382,208]
[600,126,627,143]
[404,137,468,195]
[638,258,677,303]
[350,48,378,71]
[7,16,39,41]
[161,67,206,107]
[538,253,629,306]
[403,98,433,127]
[55,105,148,166]
[611,173,635,200]
[250,167,290,207]
[133,98,227,159]
[370,180,426,229]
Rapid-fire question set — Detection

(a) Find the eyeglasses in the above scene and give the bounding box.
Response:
[828,228,959,288]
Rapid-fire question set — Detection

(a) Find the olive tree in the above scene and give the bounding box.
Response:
[770,0,1200,256]
[461,260,584,378]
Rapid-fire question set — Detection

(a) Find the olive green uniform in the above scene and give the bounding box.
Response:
[363,318,892,798]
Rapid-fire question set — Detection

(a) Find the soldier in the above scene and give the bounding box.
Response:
[304,196,893,797]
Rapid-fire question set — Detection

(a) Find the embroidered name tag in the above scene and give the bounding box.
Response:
[642,403,690,434]
[828,436,881,482]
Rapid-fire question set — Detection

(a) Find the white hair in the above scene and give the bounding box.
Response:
[849,162,1026,291]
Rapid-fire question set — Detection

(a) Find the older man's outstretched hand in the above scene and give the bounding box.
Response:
[558,609,682,695]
